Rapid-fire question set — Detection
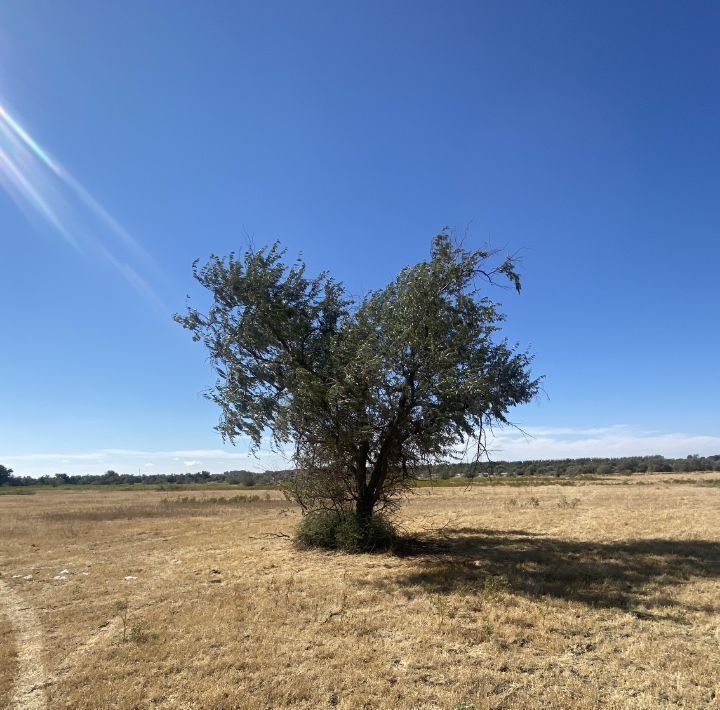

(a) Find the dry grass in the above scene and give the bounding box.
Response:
[0,611,17,708]
[0,478,719,709]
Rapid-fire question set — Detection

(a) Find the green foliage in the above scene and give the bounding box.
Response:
[420,454,720,478]
[8,455,720,491]
[128,619,149,643]
[12,455,720,488]
[5,468,291,487]
[0,464,14,485]
[175,230,540,526]
[295,509,398,552]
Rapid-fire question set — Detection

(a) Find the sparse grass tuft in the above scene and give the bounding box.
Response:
[481,574,509,602]
[667,478,720,488]
[504,495,541,510]
[113,600,129,642]
[160,494,264,507]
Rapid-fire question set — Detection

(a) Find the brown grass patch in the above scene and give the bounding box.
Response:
[0,483,719,708]
[0,610,17,708]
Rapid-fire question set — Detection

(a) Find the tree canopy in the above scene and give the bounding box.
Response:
[175,231,540,545]
[0,464,13,485]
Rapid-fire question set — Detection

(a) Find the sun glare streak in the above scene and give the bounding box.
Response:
[0,146,78,247]
[0,103,148,260]
[0,104,57,170]
[0,120,78,245]
[58,165,156,264]
[0,99,168,313]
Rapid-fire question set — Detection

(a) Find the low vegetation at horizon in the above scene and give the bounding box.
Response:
[1,472,719,709]
[4,453,720,490]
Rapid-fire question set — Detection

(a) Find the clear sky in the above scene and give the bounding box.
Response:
[1,1,719,476]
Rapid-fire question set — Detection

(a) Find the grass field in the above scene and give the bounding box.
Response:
[1,473,719,709]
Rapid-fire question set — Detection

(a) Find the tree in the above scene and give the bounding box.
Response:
[175,231,540,548]
[101,470,120,484]
[0,464,13,485]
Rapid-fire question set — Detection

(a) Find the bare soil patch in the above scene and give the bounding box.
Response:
[0,577,47,709]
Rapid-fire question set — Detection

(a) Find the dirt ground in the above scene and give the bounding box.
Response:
[0,475,718,709]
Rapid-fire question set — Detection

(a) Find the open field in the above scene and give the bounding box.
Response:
[1,475,719,709]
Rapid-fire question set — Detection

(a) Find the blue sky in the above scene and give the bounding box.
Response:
[1,1,719,476]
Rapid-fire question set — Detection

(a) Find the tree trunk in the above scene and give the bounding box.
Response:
[354,494,376,550]
[355,494,374,527]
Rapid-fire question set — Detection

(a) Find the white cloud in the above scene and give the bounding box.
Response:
[0,444,292,477]
[483,425,720,460]
[3,427,717,477]
[515,425,627,437]
[4,447,262,463]
[6,451,106,461]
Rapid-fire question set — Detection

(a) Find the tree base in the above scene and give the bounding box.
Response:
[295,509,399,553]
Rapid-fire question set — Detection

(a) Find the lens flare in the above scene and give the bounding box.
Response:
[0,104,57,170]
[0,99,167,314]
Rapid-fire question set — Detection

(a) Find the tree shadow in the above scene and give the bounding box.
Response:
[388,528,720,613]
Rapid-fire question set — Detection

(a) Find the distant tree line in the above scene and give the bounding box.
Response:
[1,455,719,487]
[0,466,293,487]
[431,454,720,478]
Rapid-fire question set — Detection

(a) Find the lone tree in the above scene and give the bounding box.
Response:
[0,464,14,485]
[175,231,540,549]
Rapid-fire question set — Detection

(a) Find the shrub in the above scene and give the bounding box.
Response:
[295,509,398,553]
[128,619,149,643]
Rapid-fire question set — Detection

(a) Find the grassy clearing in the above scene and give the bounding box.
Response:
[7,469,720,496]
[663,477,720,487]
[33,494,280,524]
[412,476,592,488]
[0,480,718,708]
[161,493,268,506]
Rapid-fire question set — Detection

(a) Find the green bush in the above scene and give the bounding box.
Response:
[295,509,398,553]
